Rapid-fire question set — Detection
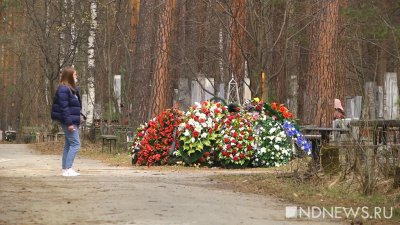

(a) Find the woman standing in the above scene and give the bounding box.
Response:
[51,67,82,176]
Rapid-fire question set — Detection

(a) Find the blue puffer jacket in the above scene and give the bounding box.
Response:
[51,85,82,126]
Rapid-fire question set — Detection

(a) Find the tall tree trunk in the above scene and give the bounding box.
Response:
[131,0,156,126]
[229,0,246,101]
[335,0,348,103]
[297,1,313,124]
[246,0,268,101]
[86,0,98,126]
[9,2,16,129]
[1,2,13,129]
[0,0,5,130]
[149,0,176,118]
[69,0,77,66]
[304,0,340,127]
[59,0,67,67]
[130,0,140,28]
[44,0,51,106]
[196,1,207,74]
[285,0,299,117]
[270,1,287,103]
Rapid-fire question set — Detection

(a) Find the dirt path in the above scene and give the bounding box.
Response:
[0,144,340,225]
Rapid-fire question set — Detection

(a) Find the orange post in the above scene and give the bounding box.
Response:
[261,71,265,101]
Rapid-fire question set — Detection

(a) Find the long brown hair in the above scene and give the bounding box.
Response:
[60,66,76,89]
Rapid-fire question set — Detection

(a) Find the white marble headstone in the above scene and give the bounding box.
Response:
[345,97,352,118]
[113,75,121,112]
[217,83,225,100]
[243,78,251,101]
[384,72,399,119]
[353,96,362,119]
[203,78,215,100]
[191,80,202,104]
[376,86,384,119]
[345,96,362,119]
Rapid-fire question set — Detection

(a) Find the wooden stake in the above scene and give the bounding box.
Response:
[261,71,265,101]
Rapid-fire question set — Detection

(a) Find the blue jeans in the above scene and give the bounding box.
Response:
[61,124,81,169]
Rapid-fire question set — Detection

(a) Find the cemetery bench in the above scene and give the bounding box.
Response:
[98,125,134,152]
[4,130,17,142]
[301,127,350,144]
[101,135,118,152]
[303,134,322,140]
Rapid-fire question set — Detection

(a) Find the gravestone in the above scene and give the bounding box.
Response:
[384,72,399,119]
[243,78,251,101]
[113,75,122,112]
[178,78,190,110]
[190,78,215,105]
[353,96,362,119]
[202,78,215,100]
[345,97,352,118]
[217,83,225,100]
[363,82,377,119]
[191,80,202,104]
[345,96,362,119]
[376,86,384,119]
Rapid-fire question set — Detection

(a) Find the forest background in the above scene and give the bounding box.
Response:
[1,0,400,131]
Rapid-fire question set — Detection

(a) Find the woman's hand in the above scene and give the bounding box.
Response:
[67,125,75,132]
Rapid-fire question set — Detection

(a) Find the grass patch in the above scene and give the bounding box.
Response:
[212,171,400,225]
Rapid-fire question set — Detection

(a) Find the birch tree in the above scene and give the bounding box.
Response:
[44,0,51,106]
[86,0,98,126]
[59,0,68,67]
[69,0,78,66]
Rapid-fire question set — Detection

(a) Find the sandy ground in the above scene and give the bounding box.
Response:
[0,144,341,225]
